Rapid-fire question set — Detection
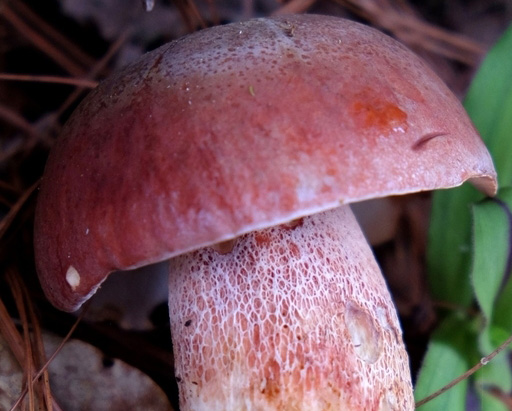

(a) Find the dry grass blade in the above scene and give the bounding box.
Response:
[4,269,59,411]
[272,0,318,14]
[30,306,54,411]
[173,0,207,32]
[9,304,88,411]
[0,73,99,89]
[334,0,485,65]
[9,0,97,69]
[0,28,129,165]
[6,269,36,411]
[0,4,87,76]
[0,104,38,137]
[0,293,25,364]
[0,274,59,411]
[0,181,38,240]
[6,268,56,411]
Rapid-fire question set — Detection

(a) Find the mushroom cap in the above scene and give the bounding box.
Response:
[34,14,496,311]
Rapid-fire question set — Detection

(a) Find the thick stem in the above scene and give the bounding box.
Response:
[168,206,413,410]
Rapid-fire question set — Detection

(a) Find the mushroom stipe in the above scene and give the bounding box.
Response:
[169,206,411,409]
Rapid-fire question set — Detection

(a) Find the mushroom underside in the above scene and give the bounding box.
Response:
[168,205,413,410]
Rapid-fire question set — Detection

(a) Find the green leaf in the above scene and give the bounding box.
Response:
[492,192,512,337]
[464,28,512,189]
[471,188,512,352]
[427,23,512,306]
[471,188,512,408]
[428,184,480,305]
[414,315,475,411]
[493,276,512,333]
[471,198,509,320]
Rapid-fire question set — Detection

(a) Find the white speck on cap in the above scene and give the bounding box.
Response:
[66,266,81,290]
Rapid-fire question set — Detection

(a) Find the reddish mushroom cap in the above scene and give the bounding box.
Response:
[34,14,496,311]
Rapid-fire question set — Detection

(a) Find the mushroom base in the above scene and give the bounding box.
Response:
[168,206,413,410]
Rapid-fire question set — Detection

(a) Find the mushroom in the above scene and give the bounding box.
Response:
[33,14,496,410]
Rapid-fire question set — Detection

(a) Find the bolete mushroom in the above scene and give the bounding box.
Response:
[34,14,496,410]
